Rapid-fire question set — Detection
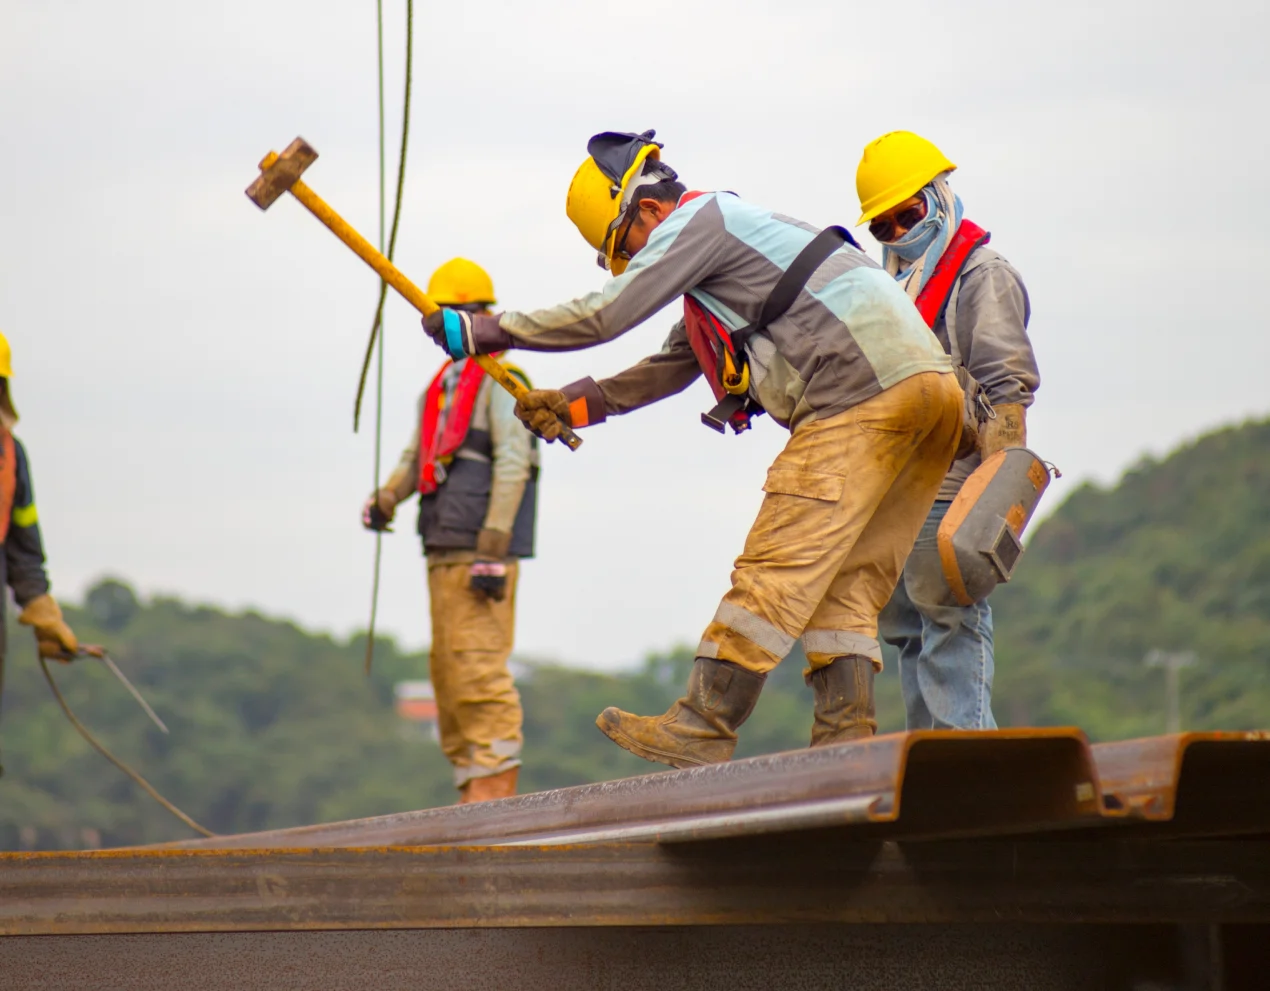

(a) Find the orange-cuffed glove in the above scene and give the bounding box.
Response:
[514,389,572,443]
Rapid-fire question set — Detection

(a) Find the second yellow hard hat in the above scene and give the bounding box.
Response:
[856,131,956,226]
[427,258,496,306]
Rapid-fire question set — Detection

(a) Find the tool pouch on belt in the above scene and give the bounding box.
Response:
[937,446,1056,605]
[699,225,859,433]
[953,365,993,461]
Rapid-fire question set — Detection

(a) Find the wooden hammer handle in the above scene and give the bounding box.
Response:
[262,153,583,451]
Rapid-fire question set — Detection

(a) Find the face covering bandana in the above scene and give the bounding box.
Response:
[882,173,963,300]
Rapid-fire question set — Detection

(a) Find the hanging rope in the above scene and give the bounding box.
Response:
[354,0,414,435]
[359,0,414,675]
[39,655,215,838]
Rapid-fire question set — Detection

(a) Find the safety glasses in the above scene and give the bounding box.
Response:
[613,209,637,263]
[868,199,929,244]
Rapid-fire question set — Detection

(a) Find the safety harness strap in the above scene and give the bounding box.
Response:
[729,225,857,356]
[702,225,858,433]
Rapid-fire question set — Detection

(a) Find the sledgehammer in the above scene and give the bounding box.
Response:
[245,137,582,451]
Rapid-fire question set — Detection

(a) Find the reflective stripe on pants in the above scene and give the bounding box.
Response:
[698,371,964,675]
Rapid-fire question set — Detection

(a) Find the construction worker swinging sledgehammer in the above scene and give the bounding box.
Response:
[420,131,965,769]
[0,332,84,777]
[364,260,539,803]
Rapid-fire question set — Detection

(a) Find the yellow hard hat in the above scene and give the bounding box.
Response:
[855,131,957,226]
[427,258,496,306]
[0,332,17,424]
[566,130,675,276]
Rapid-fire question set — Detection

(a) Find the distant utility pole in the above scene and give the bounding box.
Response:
[1144,650,1197,734]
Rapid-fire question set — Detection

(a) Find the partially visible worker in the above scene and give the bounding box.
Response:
[857,131,1040,731]
[0,332,82,777]
[421,130,963,769]
[363,259,539,803]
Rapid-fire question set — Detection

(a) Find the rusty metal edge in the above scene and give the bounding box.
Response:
[4,838,1270,936]
[1093,732,1270,822]
[143,728,1097,851]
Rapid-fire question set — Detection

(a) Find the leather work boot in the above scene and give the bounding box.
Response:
[808,654,878,747]
[596,657,767,769]
[458,767,519,804]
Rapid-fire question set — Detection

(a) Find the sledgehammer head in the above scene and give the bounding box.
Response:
[245,137,318,210]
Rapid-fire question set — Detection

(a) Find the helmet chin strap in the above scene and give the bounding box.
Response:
[601,162,682,269]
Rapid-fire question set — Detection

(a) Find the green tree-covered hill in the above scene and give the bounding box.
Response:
[2,417,1268,849]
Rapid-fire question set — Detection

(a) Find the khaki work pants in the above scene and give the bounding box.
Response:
[426,560,523,788]
[698,371,964,675]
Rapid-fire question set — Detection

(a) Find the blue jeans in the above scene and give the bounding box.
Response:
[878,499,998,730]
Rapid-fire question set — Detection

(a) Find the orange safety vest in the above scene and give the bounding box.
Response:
[417,358,488,495]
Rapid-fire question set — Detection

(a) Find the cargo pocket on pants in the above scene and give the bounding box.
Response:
[762,468,846,503]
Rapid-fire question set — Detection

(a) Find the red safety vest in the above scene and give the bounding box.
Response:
[0,430,15,544]
[676,191,756,432]
[914,220,991,329]
[417,358,488,495]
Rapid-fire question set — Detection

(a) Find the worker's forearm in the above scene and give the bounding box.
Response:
[384,463,417,503]
[9,439,51,606]
[484,477,528,536]
[483,384,534,535]
[956,262,1039,410]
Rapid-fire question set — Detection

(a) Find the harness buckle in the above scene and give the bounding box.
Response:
[721,350,750,396]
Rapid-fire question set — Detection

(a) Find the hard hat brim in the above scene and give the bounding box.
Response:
[856,161,956,226]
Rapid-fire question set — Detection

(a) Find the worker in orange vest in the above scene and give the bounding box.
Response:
[363,260,539,803]
[856,132,1040,730]
[0,332,83,776]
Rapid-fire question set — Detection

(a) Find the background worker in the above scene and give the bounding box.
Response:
[857,131,1040,731]
[363,259,538,803]
[0,332,83,777]
[422,130,963,769]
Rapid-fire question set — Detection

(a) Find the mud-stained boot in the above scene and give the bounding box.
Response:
[808,654,878,747]
[596,657,767,769]
[458,767,519,805]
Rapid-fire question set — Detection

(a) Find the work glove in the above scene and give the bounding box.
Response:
[361,488,399,532]
[18,594,79,661]
[515,389,572,443]
[470,528,511,602]
[423,308,472,360]
[422,309,512,360]
[978,403,1027,460]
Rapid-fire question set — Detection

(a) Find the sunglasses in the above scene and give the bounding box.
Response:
[869,199,929,244]
[613,207,640,263]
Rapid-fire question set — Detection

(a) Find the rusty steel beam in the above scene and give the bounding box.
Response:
[150,729,1104,851]
[3,838,1270,937]
[1094,732,1270,836]
[0,924,1244,991]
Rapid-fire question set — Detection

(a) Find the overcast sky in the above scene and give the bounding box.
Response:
[2,0,1267,670]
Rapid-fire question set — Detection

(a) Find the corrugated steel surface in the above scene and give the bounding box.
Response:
[141,730,1270,851]
[5,729,1269,989]
[1093,732,1270,835]
[151,729,1108,850]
